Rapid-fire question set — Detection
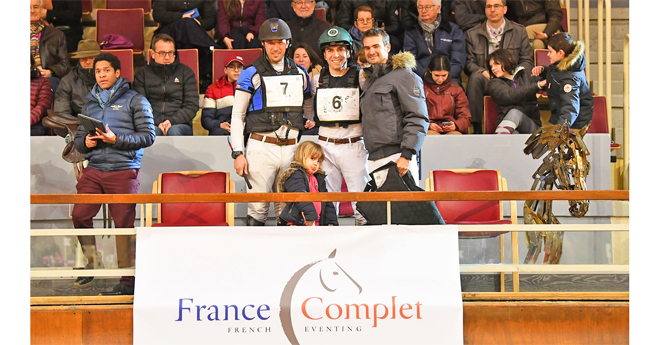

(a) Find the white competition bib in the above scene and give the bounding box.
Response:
[263,74,304,109]
[316,87,360,122]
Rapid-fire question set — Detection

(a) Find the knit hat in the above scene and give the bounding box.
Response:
[70,39,102,59]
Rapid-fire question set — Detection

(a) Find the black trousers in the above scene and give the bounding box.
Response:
[156,18,219,79]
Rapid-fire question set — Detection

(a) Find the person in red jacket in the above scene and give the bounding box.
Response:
[217,0,266,49]
[30,56,53,136]
[423,54,471,134]
[201,53,245,135]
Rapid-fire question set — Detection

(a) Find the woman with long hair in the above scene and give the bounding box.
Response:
[289,42,324,79]
[423,54,471,134]
[486,49,544,134]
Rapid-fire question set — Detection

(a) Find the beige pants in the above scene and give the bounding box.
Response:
[526,23,548,50]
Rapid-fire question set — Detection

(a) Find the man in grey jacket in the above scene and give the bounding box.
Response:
[360,28,429,185]
[464,0,533,133]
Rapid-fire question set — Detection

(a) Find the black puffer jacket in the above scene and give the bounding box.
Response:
[152,0,217,31]
[74,78,156,172]
[337,0,400,35]
[287,15,331,60]
[277,163,339,226]
[133,57,200,127]
[54,64,96,118]
[487,66,542,127]
[39,25,70,78]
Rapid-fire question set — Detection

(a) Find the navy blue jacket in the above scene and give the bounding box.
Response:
[74,78,156,172]
[403,19,466,80]
[278,163,339,226]
[540,41,593,129]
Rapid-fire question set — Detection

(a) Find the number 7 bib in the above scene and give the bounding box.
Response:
[262,75,304,111]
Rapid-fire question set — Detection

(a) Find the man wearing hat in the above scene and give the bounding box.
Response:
[54,39,100,119]
[312,26,369,225]
[201,53,245,135]
[230,18,312,226]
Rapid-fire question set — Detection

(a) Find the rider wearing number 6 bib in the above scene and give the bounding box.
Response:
[231,18,313,226]
[311,26,369,225]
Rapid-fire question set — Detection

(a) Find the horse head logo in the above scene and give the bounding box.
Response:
[279,249,362,345]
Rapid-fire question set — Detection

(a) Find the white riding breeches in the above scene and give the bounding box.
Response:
[245,137,297,222]
[319,139,369,224]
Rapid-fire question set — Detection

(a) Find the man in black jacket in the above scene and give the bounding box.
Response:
[287,0,331,59]
[134,34,199,136]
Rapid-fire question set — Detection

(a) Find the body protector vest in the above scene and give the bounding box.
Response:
[314,65,361,127]
[245,55,306,134]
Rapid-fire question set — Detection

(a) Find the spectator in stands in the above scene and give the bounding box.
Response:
[403,0,466,84]
[401,0,454,31]
[30,0,70,82]
[464,0,533,133]
[423,54,471,134]
[506,0,563,50]
[30,56,53,136]
[486,49,542,134]
[134,34,199,136]
[338,0,402,53]
[266,0,296,22]
[54,40,100,119]
[40,0,83,53]
[288,0,331,59]
[349,6,375,51]
[72,53,155,295]
[356,46,369,69]
[202,53,245,135]
[361,28,429,185]
[290,43,324,79]
[217,0,266,49]
[454,0,486,31]
[532,33,593,129]
[291,43,323,135]
[152,0,219,92]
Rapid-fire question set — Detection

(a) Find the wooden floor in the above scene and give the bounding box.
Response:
[31,294,629,345]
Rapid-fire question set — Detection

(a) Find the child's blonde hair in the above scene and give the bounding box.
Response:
[293,141,325,166]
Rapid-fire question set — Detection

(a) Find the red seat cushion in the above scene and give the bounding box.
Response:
[152,221,229,227]
[159,172,228,226]
[432,170,510,237]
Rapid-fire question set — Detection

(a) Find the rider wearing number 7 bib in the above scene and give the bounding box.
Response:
[231,18,313,226]
[311,26,369,225]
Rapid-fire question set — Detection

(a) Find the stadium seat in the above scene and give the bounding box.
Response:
[561,6,568,32]
[425,169,519,291]
[589,96,620,149]
[105,0,156,25]
[96,8,145,54]
[534,49,550,67]
[146,171,235,227]
[101,49,134,82]
[483,96,499,134]
[338,178,353,217]
[81,0,92,13]
[212,48,262,83]
[314,8,326,22]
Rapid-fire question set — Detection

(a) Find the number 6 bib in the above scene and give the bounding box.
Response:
[316,87,360,122]
[262,75,304,111]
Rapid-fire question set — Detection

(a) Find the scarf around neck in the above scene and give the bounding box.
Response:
[93,77,123,108]
[30,20,46,67]
[419,16,441,54]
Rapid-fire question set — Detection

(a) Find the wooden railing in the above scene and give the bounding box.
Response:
[30,190,629,292]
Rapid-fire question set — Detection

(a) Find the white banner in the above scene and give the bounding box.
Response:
[133,226,463,344]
